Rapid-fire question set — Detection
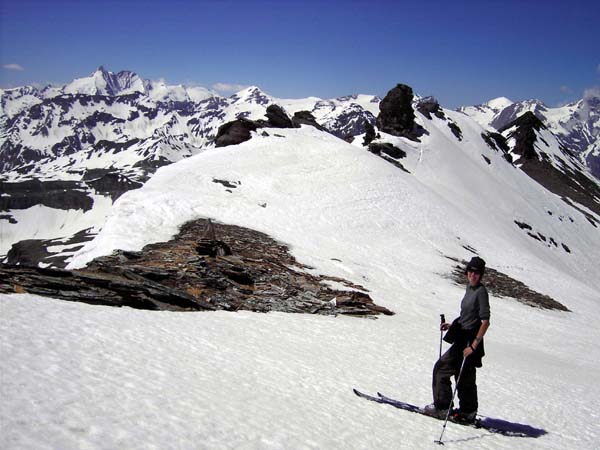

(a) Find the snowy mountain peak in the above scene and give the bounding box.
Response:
[64,66,145,97]
[232,86,271,105]
[486,96,513,110]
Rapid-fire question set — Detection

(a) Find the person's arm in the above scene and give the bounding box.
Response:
[463,320,490,357]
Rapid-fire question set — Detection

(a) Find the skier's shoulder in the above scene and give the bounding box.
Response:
[472,283,489,302]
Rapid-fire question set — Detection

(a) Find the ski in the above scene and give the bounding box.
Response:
[353,389,547,438]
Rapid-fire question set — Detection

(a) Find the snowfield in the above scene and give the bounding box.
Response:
[2,125,600,449]
[2,291,599,450]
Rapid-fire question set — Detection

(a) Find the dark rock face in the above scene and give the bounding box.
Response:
[363,121,376,146]
[4,228,96,268]
[499,111,546,161]
[215,119,260,147]
[0,219,394,317]
[215,104,332,148]
[447,122,463,141]
[481,132,510,154]
[292,111,326,131]
[265,104,293,128]
[93,138,140,154]
[368,142,407,159]
[85,172,143,201]
[490,101,547,132]
[0,179,94,212]
[367,143,410,173]
[417,96,445,120]
[499,112,600,221]
[376,84,425,141]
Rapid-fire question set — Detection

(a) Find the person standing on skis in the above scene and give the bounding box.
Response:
[424,256,491,423]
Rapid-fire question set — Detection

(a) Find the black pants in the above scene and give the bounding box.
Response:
[432,346,478,413]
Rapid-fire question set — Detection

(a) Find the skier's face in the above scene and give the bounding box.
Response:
[466,269,481,286]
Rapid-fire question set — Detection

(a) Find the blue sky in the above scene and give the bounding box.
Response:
[1,0,599,108]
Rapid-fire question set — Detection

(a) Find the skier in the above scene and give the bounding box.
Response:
[424,256,491,423]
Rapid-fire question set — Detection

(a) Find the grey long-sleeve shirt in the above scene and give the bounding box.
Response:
[458,283,490,330]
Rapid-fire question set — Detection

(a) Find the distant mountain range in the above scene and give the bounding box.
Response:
[459,93,600,177]
[1,67,599,268]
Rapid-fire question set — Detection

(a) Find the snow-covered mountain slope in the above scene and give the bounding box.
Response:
[0,68,384,264]
[460,91,600,178]
[2,68,598,274]
[2,122,599,449]
[280,94,380,138]
[68,125,600,306]
[0,68,378,177]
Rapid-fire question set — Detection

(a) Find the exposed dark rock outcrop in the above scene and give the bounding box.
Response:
[215,105,297,147]
[292,111,326,131]
[376,84,426,141]
[215,118,260,147]
[215,104,332,147]
[448,122,463,141]
[499,112,600,220]
[481,132,510,155]
[363,121,376,146]
[1,219,393,317]
[368,142,407,159]
[264,104,293,128]
[4,228,96,267]
[85,171,143,201]
[499,111,546,161]
[93,138,140,154]
[367,142,410,173]
[417,96,445,120]
[0,179,94,212]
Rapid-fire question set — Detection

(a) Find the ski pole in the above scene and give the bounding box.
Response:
[439,314,445,359]
[434,344,468,446]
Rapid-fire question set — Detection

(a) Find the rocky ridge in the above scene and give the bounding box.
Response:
[0,219,393,317]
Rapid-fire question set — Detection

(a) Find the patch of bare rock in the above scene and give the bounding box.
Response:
[0,219,393,317]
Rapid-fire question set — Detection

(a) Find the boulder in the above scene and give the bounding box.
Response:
[292,111,326,131]
[376,84,425,141]
[363,121,376,146]
[416,96,445,120]
[215,119,260,147]
[265,104,294,128]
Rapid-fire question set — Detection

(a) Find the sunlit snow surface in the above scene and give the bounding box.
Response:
[2,125,600,449]
[2,292,599,450]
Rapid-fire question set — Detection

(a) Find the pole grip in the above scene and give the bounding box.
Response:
[440,314,445,324]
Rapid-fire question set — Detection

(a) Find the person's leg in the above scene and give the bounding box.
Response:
[456,365,478,414]
[432,348,461,409]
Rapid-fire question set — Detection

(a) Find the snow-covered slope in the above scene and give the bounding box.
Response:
[69,124,600,302]
[0,68,384,264]
[2,122,599,449]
